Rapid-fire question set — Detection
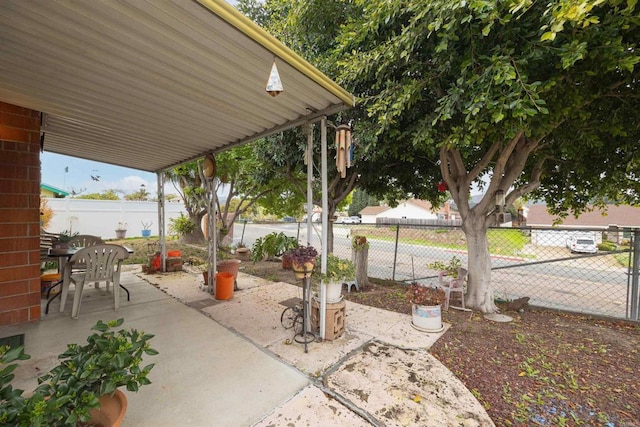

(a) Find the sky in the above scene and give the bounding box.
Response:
[40,152,170,197]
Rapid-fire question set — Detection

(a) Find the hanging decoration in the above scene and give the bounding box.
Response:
[203,154,216,180]
[437,181,448,192]
[335,124,352,178]
[265,59,284,97]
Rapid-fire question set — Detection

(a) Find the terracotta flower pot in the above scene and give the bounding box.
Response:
[87,389,128,427]
[217,259,241,290]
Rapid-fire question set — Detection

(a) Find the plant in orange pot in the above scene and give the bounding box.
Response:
[0,318,158,426]
[286,245,318,279]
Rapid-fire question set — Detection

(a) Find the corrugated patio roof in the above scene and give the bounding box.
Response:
[0,0,353,172]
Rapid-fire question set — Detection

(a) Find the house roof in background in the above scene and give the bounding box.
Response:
[527,204,640,227]
[40,183,69,197]
[0,0,353,173]
[359,206,390,216]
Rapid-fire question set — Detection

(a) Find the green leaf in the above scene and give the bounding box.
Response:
[541,31,556,41]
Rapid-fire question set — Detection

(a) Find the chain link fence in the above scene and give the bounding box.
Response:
[234,221,639,321]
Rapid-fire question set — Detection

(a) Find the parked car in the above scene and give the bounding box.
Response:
[281,216,296,223]
[337,216,361,224]
[566,235,598,254]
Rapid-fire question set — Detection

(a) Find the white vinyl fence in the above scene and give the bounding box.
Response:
[44,198,187,239]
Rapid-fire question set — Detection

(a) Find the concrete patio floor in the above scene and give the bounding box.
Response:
[1,266,494,426]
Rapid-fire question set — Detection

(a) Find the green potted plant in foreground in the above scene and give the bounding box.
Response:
[0,318,158,426]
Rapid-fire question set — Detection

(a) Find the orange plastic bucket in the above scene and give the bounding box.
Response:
[215,272,234,300]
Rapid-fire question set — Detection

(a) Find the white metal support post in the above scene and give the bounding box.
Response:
[320,117,329,339]
[157,173,166,272]
[305,124,314,333]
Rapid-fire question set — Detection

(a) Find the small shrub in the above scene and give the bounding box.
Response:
[598,241,617,251]
[169,213,195,237]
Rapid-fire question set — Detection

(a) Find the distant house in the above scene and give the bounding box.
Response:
[359,205,391,223]
[40,183,68,198]
[527,204,640,228]
[526,204,640,246]
[359,199,458,224]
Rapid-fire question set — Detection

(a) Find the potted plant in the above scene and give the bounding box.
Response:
[315,254,356,302]
[251,232,298,264]
[52,229,79,251]
[235,242,251,260]
[141,221,152,238]
[285,245,318,279]
[115,222,127,239]
[407,282,446,332]
[428,255,462,278]
[0,318,157,426]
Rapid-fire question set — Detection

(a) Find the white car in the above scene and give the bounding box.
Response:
[336,216,361,224]
[566,236,598,254]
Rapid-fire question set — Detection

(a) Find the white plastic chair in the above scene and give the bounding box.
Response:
[438,267,467,311]
[60,244,129,319]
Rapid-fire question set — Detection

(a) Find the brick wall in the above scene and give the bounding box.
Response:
[0,102,42,326]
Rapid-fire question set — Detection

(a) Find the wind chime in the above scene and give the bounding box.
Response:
[335,124,352,178]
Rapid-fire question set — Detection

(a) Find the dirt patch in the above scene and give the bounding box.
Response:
[243,259,640,426]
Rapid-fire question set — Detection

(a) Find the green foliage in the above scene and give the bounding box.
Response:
[251,232,298,262]
[169,213,195,237]
[124,187,151,201]
[428,256,462,277]
[314,254,355,282]
[598,241,617,251]
[349,189,377,217]
[75,189,122,200]
[0,319,157,426]
[351,235,369,251]
[55,230,79,243]
[335,0,640,217]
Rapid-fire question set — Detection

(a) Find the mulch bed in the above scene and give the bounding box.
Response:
[242,260,640,426]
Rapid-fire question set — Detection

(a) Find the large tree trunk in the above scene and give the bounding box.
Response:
[462,214,496,313]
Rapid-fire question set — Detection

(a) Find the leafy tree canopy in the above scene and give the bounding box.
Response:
[75,189,121,200]
[336,0,640,219]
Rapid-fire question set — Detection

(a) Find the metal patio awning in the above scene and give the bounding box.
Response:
[0,0,354,172]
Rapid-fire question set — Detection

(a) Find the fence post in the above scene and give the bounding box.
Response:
[630,229,640,320]
[392,224,400,281]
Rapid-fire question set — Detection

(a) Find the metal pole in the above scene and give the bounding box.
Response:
[392,224,400,281]
[306,124,314,335]
[320,117,328,340]
[240,219,247,245]
[630,229,640,320]
[156,173,166,272]
[306,125,313,246]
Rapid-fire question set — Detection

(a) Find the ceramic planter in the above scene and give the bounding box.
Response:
[115,229,127,239]
[292,261,314,279]
[326,281,343,303]
[411,303,444,333]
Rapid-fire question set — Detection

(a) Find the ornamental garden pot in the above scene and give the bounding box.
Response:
[326,281,343,303]
[292,261,314,279]
[411,303,444,333]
